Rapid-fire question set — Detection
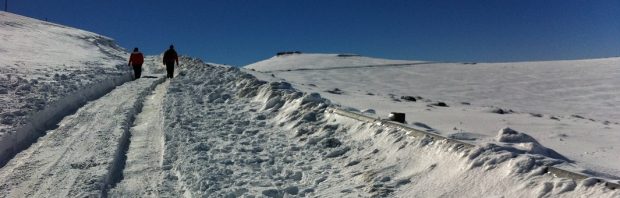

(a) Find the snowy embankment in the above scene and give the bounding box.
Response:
[153,59,616,197]
[0,11,132,166]
[244,53,620,179]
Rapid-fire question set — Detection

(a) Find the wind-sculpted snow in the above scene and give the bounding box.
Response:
[161,60,618,197]
[245,53,620,178]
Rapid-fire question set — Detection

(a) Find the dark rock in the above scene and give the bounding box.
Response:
[530,113,543,117]
[571,114,585,119]
[346,160,361,167]
[400,96,416,102]
[432,102,448,107]
[276,51,302,56]
[326,88,344,94]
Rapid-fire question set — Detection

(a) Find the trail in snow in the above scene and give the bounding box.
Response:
[0,77,163,197]
[110,80,169,197]
[158,63,335,197]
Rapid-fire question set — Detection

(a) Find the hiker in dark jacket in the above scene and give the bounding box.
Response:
[163,45,179,78]
[128,47,144,80]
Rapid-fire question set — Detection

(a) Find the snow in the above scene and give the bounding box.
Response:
[111,80,169,196]
[243,54,620,179]
[0,11,132,166]
[246,53,422,72]
[0,11,619,197]
[147,60,616,197]
[0,76,164,197]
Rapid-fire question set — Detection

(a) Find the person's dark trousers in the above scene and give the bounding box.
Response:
[132,64,142,80]
[165,62,175,78]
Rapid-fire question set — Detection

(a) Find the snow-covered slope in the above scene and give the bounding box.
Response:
[244,53,620,179]
[0,11,131,166]
[246,53,423,72]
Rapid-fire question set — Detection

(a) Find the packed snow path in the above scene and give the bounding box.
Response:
[110,81,169,196]
[0,77,163,197]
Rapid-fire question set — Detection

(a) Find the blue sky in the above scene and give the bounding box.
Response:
[7,0,620,66]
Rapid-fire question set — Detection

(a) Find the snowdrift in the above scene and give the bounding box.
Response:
[244,53,620,178]
[159,59,617,197]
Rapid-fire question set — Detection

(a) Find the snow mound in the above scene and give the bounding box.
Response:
[496,127,570,161]
[244,53,422,72]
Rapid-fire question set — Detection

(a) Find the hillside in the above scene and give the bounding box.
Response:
[0,11,131,166]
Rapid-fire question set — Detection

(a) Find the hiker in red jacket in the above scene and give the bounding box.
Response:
[163,45,179,78]
[128,48,144,80]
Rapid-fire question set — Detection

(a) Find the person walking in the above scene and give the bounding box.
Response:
[128,48,144,80]
[163,45,179,78]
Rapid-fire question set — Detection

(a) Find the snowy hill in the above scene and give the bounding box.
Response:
[244,53,620,178]
[0,11,131,166]
[245,53,422,71]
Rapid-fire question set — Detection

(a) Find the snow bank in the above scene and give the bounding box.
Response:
[0,12,132,166]
[244,53,620,178]
[161,58,617,197]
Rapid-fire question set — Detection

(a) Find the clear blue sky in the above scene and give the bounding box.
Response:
[7,0,620,66]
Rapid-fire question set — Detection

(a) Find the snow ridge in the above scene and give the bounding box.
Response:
[159,58,618,197]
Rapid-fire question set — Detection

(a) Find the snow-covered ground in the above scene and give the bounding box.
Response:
[0,11,131,166]
[245,53,620,180]
[1,11,619,197]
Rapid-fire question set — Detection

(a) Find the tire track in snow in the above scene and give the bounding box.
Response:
[0,72,132,168]
[0,77,164,197]
[109,80,169,197]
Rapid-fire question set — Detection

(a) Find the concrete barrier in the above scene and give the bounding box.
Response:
[328,107,619,190]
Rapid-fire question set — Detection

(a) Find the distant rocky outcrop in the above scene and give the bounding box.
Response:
[276,51,302,56]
